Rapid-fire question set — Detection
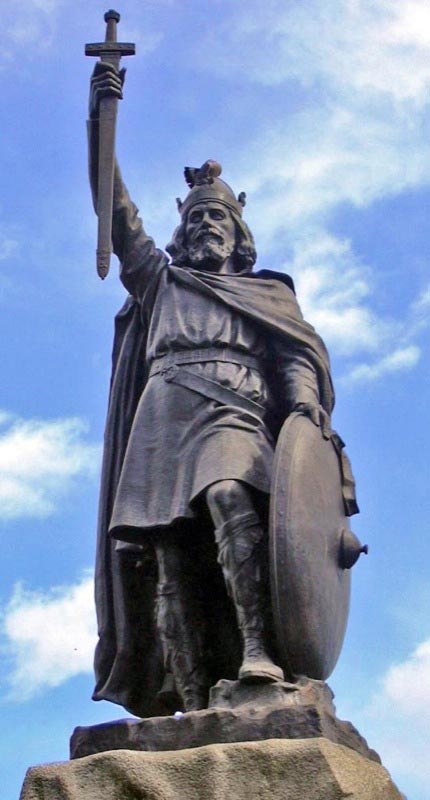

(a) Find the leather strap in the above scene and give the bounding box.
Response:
[161,364,265,420]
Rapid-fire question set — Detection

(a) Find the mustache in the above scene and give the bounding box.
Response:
[192,228,224,243]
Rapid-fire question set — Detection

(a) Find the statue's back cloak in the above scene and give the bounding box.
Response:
[93,266,335,717]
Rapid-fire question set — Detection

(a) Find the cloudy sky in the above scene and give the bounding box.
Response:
[1,1,429,797]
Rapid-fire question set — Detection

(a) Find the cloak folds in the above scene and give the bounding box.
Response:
[92,266,338,718]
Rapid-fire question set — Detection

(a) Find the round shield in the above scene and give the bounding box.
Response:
[269,412,351,680]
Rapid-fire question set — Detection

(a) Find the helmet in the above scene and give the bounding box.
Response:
[176,160,246,219]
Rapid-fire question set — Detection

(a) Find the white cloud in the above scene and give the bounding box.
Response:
[346,345,421,383]
[203,0,430,238]
[361,639,430,792]
[1,1,58,60]
[219,1,429,224]
[235,96,427,250]
[0,413,100,520]
[412,284,430,314]
[279,228,424,375]
[199,0,430,103]
[382,640,430,715]
[287,231,395,356]
[2,573,96,699]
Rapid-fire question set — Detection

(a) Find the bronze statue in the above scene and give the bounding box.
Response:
[88,53,363,719]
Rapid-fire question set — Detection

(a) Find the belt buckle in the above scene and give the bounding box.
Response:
[163,364,179,382]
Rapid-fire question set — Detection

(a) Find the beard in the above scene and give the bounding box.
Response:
[187,235,235,271]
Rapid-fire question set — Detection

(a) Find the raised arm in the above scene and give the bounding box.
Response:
[88,63,168,297]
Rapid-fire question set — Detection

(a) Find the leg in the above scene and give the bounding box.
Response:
[206,480,284,683]
[153,532,209,711]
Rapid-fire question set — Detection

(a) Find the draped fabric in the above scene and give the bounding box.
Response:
[93,266,335,717]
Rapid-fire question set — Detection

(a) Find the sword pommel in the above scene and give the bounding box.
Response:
[104,9,120,23]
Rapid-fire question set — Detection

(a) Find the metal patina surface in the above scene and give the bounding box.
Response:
[270,413,353,680]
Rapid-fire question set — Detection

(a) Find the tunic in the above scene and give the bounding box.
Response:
[109,261,276,538]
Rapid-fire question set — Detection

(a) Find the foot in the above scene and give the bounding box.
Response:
[157,673,182,714]
[239,647,285,683]
[182,684,209,712]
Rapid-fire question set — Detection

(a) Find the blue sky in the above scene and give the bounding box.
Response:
[1,1,429,797]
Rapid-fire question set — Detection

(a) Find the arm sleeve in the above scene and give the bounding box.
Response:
[277,347,321,412]
[112,166,169,299]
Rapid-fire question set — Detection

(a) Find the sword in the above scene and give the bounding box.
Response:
[85,10,135,279]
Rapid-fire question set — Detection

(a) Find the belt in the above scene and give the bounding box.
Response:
[148,348,265,420]
[149,346,261,376]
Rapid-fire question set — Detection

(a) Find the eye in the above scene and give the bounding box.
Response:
[210,209,225,220]
[189,210,203,223]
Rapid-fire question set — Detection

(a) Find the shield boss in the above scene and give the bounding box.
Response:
[269,412,351,680]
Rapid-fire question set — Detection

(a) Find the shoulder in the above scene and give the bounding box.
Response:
[252,268,296,294]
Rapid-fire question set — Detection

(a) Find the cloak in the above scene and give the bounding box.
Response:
[92,265,337,717]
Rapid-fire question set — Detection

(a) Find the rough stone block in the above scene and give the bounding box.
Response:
[20,738,404,800]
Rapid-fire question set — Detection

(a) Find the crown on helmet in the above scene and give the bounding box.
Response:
[176,160,246,218]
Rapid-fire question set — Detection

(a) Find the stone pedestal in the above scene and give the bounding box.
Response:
[20,738,403,800]
[21,682,404,799]
[70,679,379,763]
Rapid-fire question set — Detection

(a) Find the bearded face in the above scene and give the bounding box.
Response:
[185,201,236,272]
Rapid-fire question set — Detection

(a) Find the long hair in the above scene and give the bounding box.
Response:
[165,209,257,273]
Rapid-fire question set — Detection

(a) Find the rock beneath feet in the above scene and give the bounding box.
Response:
[70,678,379,763]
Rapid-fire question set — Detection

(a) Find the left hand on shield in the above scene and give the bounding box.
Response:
[294,402,331,439]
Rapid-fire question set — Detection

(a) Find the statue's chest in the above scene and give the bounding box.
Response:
[147,278,265,357]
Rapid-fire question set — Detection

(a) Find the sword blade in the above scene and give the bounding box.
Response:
[96,58,119,279]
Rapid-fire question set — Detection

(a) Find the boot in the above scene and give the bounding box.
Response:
[156,579,210,711]
[215,511,284,684]
[156,672,182,714]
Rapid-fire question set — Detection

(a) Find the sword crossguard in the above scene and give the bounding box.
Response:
[85,9,136,60]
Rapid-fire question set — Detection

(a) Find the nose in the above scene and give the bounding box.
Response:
[199,211,212,226]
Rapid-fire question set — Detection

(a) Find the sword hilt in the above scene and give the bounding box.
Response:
[85,10,135,61]
[104,9,120,43]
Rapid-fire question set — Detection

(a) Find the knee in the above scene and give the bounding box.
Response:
[206,480,252,525]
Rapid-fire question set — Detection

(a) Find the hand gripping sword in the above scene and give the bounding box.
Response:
[85,10,135,279]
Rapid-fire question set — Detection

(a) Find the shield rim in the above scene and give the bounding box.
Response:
[269,412,351,680]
